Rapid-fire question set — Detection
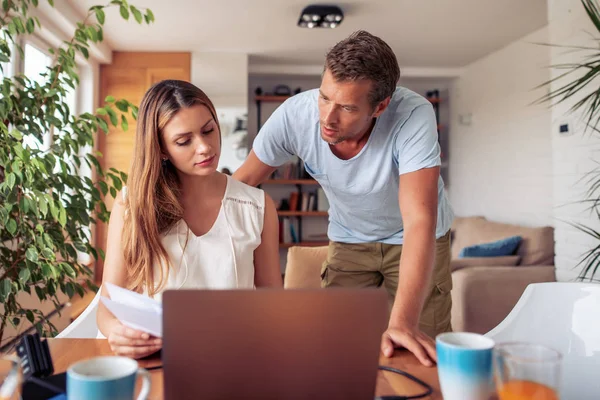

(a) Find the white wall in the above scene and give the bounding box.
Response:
[192,53,249,174]
[448,27,554,228]
[547,0,600,281]
[191,52,248,108]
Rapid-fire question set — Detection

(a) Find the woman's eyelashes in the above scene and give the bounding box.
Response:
[174,127,215,146]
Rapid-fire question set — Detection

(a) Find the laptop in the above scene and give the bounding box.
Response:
[162,288,388,400]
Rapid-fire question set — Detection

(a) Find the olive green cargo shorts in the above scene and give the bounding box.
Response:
[321,231,452,338]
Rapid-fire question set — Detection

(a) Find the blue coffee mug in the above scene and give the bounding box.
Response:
[436,332,495,400]
[67,356,150,400]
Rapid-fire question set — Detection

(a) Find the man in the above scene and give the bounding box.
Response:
[234,30,454,367]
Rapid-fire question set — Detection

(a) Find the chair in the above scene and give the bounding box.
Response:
[56,288,101,338]
[283,246,327,289]
[486,282,600,400]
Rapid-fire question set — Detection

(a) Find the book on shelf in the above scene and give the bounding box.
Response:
[283,190,319,212]
[316,188,329,211]
[279,217,300,244]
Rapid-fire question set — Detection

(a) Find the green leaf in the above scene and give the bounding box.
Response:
[20,197,30,213]
[41,248,54,259]
[41,264,52,278]
[97,118,109,134]
[98,180,108,196]
[6,219,17,235]
[33,286,43,301]
[39,196,48,217]
[19,268,31,284]
[77,45,89,59]
[119,5,129,20]
[120,114,128,131]
[0,280,11,298]
[106,107,118,126]
[26,310,34,323]
[9,129,23,140]
[49,200,58,220]
[26,17,35,34]
[86,26,98,42]
[105,95,115,103]
[131,6,143,23]
[146,9,155,23]
[58,207,67,227]
[96,107,107,116]
[115,99,129,112]
[95,8,105,25]
[26,247,39,262]
[6,173,15,189]
[65,283,74,298]
[61,263,76,278]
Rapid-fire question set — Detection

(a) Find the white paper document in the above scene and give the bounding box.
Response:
[100,282,163,337]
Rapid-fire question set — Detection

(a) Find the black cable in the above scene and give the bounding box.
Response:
[147,365,163,371]
[27,376,65,395]
[374,365,434,400]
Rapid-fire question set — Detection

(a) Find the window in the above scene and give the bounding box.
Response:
[0,61,9,80]
[22,42,52,151]
[0,30,13,81]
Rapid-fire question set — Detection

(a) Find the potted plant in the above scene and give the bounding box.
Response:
[0,0,154,345]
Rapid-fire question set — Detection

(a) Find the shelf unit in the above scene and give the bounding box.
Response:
[260,179,328,249]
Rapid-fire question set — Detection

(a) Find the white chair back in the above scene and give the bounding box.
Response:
[56,288,101,339]
[486,282,600,399]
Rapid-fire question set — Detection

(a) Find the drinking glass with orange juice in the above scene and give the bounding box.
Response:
[493,342,562,400]
[0,356,21,400]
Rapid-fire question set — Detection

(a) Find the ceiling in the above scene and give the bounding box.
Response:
[68,0,548,69]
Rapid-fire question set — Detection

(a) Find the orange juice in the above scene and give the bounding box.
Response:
[497,380,558,400]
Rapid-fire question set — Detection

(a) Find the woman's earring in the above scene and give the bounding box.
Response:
[162,157,168,167]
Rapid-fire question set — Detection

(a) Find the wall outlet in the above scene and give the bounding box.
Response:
[556,117,575,136]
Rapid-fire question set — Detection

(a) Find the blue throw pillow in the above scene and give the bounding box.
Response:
[458,235,522,258]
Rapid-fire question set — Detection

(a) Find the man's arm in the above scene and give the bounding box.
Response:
[232,150,277,187]
[381,166,439,366]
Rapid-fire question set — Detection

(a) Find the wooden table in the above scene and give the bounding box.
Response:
[48,339,442,399]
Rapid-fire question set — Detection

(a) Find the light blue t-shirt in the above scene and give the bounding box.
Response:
[253,87,454,244]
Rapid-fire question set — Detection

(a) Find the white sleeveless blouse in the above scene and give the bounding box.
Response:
[118,176,263,303]
[149,175,264,301]
[97,176,264,338]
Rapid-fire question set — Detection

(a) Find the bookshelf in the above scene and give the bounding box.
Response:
[259,177,328,249]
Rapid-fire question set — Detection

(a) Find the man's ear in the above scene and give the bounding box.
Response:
[373,97,391,117]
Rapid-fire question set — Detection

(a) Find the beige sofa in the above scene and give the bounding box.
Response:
[284,216,556,335]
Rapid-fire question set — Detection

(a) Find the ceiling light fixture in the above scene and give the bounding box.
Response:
[298,5,343,29]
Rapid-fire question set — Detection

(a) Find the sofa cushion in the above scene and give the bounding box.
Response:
[284,246,328,289]
[459,235,522,258]
[451,217,554,266]
[450,255,521,272]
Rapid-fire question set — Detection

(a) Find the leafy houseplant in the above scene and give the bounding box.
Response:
[538,0,600,281]
[0,0,154,345]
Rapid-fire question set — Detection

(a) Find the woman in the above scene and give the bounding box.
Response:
[97,80,282,358]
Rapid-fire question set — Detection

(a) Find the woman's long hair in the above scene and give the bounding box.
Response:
[122,80,219,296]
